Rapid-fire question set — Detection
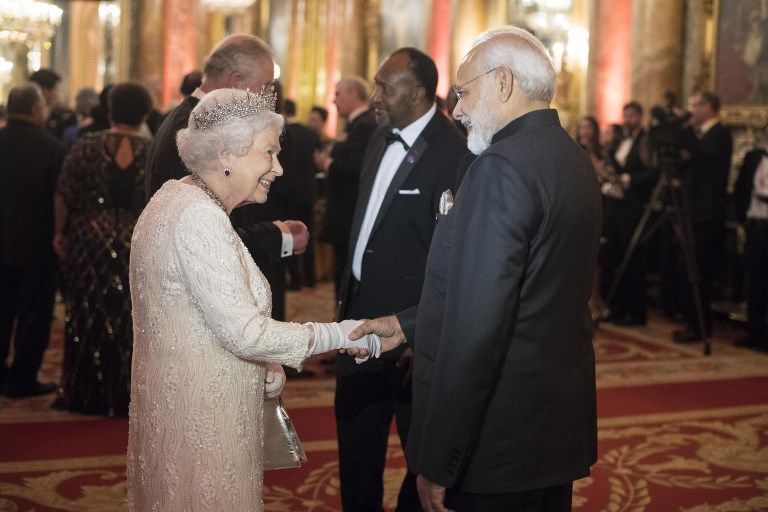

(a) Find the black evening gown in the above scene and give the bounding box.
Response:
[52,131,147,417]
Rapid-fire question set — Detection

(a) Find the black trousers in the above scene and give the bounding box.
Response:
[603,201,647,321]
[335,363,419,512]
[682,223,723,334]
[746,219,768,347]
[0,264,56,389]
[445,482,573,512]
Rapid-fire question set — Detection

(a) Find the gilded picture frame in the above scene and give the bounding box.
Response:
[709,0,768,127]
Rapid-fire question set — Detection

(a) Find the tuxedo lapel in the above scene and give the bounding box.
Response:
[347,129,388,254]
[368,112,441,238]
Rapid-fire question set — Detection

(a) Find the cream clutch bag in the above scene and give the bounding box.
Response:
[263,396,308,470]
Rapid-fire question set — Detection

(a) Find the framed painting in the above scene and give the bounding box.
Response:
[712,0,768,126]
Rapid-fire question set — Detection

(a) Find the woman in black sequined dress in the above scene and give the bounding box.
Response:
[52,83,152,416]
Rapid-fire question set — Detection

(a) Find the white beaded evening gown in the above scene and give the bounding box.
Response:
[126,180,311,511]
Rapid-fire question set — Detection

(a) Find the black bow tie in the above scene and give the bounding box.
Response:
[385,131,410,150]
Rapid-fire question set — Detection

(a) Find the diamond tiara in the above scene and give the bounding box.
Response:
[193,87,277,131]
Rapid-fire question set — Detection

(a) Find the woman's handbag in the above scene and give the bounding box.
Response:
[263,396,308,470]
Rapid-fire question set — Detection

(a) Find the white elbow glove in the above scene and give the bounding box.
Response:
[306,320,381,363]
[264,363,286,398]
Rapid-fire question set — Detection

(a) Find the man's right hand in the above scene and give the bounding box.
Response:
[283,220,309,255]
[346,315,406,357]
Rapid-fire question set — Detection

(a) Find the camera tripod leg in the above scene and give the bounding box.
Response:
[668,186,712,356]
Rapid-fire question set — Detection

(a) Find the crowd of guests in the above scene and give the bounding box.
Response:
[1,62,767,415]
[573,92,766,353]
[0,29,767,512]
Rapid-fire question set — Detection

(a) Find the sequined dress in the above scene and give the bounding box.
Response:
[127,180,311,511]
[53,132,147,417]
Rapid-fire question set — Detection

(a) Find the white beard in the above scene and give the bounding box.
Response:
[462,102,499,155]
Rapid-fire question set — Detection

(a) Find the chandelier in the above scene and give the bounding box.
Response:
[0,0,63,42]
[200,0,256,12]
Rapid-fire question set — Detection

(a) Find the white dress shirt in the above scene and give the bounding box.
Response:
[351,103,436,280]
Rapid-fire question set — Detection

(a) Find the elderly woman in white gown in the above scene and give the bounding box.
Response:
[126,88,380,511]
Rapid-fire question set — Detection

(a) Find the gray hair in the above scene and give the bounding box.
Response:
[74,87,99,117]
[7,83,44,115]
[338,76,370,102]
[203,34,274,83]
[467,26,556,103]
[176,88,284,174]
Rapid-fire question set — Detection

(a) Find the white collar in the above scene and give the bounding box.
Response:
[191,87,206,100]
[394,103,436,147]
[348,105,369,123]
[698,117,720,136]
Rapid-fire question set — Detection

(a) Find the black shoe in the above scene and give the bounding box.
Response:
[4,381,57,398]
[612,313,646,326]
[673,329,702,343]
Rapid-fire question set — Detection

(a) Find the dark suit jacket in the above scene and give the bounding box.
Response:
[321,108,378,245]
[0,119,65,267]
[400,109,601,493]
[681,122,733,226]
[605,130,658,237]
[144,96,283,265]
[336,110,469,375]
[735,148,767,223]
[249,121,320,221]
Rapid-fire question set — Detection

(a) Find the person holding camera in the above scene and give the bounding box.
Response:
[673,92,733,342]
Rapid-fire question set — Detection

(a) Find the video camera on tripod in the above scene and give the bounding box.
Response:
[606,100,712,355]
[649,105,690,172]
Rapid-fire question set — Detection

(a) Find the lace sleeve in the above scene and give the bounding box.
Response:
[173,202,311,369]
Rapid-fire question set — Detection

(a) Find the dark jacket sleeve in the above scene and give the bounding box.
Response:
[395,306,419,346]
[234,220,283,265]
[416,154,538,488]
[735,149,765,222]
[329,118,377,179]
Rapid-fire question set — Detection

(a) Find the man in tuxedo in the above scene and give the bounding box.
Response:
[0,83,64,397]
[349,27,601,512]
[673,91,733,342]
[316,77,378,296]
[604,102,657,326]
[332,48,469,512]
[144,34,308,291]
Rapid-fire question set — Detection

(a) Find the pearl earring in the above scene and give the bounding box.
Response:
[224,168,231,177]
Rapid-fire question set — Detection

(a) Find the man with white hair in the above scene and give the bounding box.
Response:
[350,26,601,511]
[145,34,308,270]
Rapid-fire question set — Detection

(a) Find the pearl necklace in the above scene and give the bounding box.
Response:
[190,173,228,213]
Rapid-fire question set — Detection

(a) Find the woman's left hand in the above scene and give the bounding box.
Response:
[264,363,286,398]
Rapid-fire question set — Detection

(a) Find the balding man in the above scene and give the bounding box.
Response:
[1,83,64,397]
[332,49,469,512]
[145,34,308,276]
[316,77,378,296]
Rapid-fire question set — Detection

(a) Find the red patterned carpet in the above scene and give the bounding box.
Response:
[2,282,768,511]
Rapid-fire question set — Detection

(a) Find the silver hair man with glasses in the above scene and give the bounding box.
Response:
[349,26,602,512]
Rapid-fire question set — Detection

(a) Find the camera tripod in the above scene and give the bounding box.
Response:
[605,165,712,356]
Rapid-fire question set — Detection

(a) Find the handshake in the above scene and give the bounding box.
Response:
[306,316,407,362]
[306,319,381,363]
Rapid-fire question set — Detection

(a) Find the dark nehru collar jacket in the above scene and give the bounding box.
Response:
[399,109,601,493]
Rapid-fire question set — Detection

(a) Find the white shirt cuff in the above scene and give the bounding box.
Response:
[273,221,294,258]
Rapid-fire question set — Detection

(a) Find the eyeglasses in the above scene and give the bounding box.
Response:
[453,68,498,100]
